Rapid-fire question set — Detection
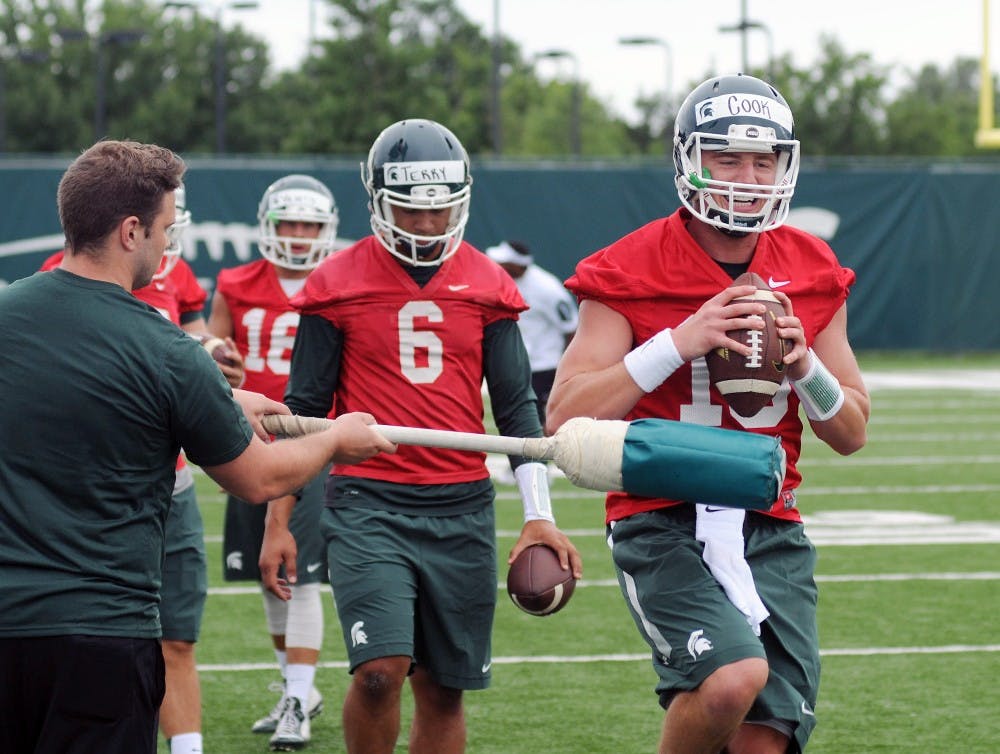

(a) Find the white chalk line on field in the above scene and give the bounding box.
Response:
[198,644,1000,673]
[208,571,1000,597]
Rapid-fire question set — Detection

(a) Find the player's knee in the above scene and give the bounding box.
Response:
[354,659,408,705]
[703,658,769,720]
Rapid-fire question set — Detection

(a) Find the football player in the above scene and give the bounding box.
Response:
[547,74,870,754]
[262,119,583,754]
[208,175,338,751]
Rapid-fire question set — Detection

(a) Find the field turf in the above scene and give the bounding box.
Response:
[185,352,1000,753]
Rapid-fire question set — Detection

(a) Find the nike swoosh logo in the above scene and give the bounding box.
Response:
[481,662,492,673]
[768,276,791,288]
[704,506,728,512]
[448,284,470,291]
[801,701,815,716]
[306,562,322,573]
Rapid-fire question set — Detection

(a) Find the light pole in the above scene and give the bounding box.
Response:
[618,36,672,154]
[718,0,774,80]
[490,0,502,155]
[164,0,259,153]
[536,48,581,156]
[95,30,145,140]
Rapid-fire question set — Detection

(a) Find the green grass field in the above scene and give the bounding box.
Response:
[187,352,1000,753]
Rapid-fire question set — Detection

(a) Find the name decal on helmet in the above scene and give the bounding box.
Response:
[384,160,465,186]
[694,94,793,132]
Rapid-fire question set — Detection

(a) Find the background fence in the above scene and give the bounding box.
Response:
[3,156,998,350]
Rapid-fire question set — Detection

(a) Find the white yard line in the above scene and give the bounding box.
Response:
[199,643,1000,673]
[208,571,1000,597]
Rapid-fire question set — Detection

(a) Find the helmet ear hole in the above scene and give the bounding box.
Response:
[673,73,799,234]
[362,119,472,267]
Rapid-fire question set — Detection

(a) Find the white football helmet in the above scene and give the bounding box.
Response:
[361,118,472,266]
[154,183,191,281]
[673,73,800,234]
[257,174,338,270]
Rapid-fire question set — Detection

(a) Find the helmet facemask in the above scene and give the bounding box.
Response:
[154,185,191,281]
[676,126,799,234]
[369,179,471,267]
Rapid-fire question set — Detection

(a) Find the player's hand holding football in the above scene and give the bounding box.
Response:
[216,336,246,388]
[770,290,810,379]
[672,282,768,362]
[509,520,583,580]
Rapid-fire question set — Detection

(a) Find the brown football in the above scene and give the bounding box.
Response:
[705,272,790,417]
[506,544,576,616]
[197,335,239,368]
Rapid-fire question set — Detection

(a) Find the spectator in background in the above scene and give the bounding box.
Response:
[208,174,339,751]
[485,240,578,429]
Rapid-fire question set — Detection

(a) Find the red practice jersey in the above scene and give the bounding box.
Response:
[293,237,526,484]
[567,208,855,524]
[214,259,302,402]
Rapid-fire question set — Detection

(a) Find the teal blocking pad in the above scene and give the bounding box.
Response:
[619,419,784,510]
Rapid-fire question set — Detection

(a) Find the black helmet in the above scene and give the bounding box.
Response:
[673,73,799,233]
[361,119,472,266]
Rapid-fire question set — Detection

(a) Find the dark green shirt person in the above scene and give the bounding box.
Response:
[0,268,252,639]
[0,139,394,754]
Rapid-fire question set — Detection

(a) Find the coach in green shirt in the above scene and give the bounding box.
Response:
[0,140,395,754]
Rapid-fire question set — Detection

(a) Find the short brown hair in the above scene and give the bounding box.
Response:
[58,140,186,253]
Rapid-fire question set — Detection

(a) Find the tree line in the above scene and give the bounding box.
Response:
[0,0,990,157]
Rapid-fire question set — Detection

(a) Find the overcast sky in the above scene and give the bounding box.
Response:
[240,0,988,122]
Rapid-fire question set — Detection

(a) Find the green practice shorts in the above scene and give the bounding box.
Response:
[608,504,819,752]
[161,483,207,642]
[322,505,496,691]
[222,466,330,583]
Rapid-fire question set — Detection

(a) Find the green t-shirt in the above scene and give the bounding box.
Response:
[0,269,254,638]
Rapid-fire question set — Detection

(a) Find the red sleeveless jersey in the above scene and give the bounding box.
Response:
[215,259,302,403]
[567,209,855,523]
[293,237,526,484]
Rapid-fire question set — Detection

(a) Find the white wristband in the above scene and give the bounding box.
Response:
[791,348,845,421]
[515,462,555,523]
[623,328,684,393]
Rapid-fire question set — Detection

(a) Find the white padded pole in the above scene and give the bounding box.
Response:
[261,414,555,459]
[261,414,628,494]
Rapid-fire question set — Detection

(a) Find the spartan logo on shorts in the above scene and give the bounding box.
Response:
[226,551,243,571]
[687,629,713,659]
[350,621,368,647]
